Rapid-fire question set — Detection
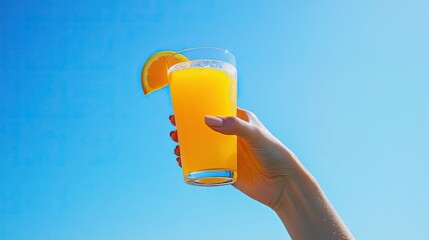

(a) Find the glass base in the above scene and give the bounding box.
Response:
[186,170,236,186]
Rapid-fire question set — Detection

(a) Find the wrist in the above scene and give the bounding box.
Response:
[273,164,323,239]
[273,160,319,212]
[272,158,353,239]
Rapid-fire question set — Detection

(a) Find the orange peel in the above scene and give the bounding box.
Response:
[141,51,188,95]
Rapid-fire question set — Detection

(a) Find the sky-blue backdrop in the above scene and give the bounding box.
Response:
[1,0,428,239]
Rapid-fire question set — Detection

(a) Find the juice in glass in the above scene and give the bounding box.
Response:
[168,55,237,186]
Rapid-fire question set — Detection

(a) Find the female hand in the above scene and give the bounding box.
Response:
[169,107,302,211]
[169,107,353,239]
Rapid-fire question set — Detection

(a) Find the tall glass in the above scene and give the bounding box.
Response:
[166,47,237,186]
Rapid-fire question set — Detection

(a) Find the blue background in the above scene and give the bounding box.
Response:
[1,0,428,239]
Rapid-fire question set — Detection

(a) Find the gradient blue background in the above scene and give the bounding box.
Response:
[1,0,428,239]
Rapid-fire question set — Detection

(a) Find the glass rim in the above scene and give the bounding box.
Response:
[166,46,236,64]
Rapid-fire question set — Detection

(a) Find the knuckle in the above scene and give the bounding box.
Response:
[239,109,259,123]
[224,116,240,127]
[230,116,241,125]
[246,110,258,121]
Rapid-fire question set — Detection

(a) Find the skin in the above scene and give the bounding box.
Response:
[169,107,354,240]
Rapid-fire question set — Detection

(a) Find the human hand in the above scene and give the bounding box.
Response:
[169,108,354,239]
[169,107,301,210]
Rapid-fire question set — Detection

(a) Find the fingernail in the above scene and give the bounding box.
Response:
[169,131,174,137]
[169,115,172,121]
[205,116,224,127]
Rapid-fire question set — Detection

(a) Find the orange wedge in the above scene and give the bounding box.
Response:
[141,51,188,95]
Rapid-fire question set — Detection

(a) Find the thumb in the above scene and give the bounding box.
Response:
[205,115,260,142]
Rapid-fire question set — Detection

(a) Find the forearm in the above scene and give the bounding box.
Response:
[275,161,353,239]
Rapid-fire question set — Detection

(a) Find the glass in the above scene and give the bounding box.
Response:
[166,47,237,186]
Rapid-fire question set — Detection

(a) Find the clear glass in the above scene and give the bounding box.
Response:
[166,47,237,186]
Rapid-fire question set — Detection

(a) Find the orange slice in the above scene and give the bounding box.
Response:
[141,51,188,95]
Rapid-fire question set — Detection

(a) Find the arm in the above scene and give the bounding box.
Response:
[275,153,353,239]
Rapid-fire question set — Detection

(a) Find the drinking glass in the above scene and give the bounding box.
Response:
[166,47,237,186]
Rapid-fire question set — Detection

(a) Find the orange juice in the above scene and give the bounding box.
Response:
[168,60,237,186]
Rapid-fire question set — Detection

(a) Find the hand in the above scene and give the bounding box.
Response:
[169,107,353,239]
[169,107,301,210]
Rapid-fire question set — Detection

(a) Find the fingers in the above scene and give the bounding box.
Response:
[205,115,262,144]
[169,115,181,167]
[169,130,178,142]
[176,157,182,167]
[169,115,176,126]
[205,107,267,145]
[171,108,262,128]
[174,146,181,167]
[174,145,180,156]
[171,108,264,169]
[205,107,264,141]
[169,114,179,142]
